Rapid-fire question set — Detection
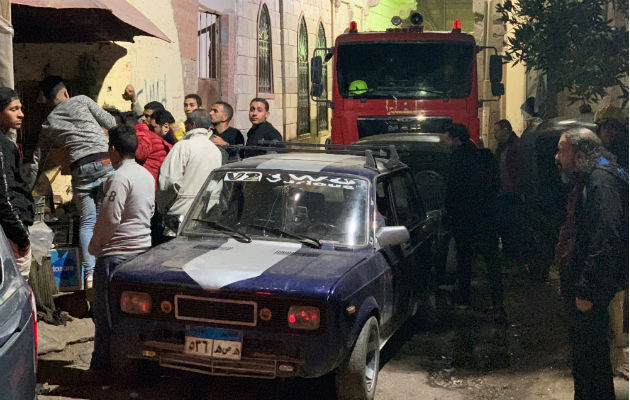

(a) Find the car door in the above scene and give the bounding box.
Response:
[387,170,432,319]
[0,229,36,400]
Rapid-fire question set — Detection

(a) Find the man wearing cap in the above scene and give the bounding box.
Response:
[35,76,116,289]
[0,87,35,280]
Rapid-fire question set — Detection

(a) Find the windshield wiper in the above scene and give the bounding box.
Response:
[245,223,322,249]
[374,85,451,101]
[348,87,401,101]
[192,219,252,243]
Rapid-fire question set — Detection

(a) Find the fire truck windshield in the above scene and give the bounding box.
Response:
[337,41,473,99]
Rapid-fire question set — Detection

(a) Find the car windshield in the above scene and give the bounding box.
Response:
[337,41,473,99]
[182,171,369,246]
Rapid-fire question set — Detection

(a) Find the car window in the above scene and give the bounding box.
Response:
[183,171,369,246]
[389,172,423,228]
[375,180,395,228]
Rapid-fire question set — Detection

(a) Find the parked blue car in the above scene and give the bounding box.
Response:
[0,227,37,400]
[109,150,440,399]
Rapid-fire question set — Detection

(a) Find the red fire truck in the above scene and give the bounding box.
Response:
[310,14,504,144]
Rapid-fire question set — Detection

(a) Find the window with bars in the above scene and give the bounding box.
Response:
[297,17,310,136]
[316,23,328,132]
[258,5,272,93]
[198,11,220,79]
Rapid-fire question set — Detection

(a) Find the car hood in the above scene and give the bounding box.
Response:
[112,237,368,297]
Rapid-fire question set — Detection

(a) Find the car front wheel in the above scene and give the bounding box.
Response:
[335,316,380,400]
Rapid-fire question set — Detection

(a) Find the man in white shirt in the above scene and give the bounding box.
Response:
[88,125,155,371]
[157,109,222,236]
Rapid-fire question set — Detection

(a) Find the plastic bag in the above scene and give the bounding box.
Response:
[29,221,55,264]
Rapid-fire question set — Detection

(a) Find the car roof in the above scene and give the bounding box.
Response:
[535,117,597,135]
[222,152,403,178]
[355,133,452,152]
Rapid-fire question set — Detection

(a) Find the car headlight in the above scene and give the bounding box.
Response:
[120,291,152,315]
[288,305,320,330]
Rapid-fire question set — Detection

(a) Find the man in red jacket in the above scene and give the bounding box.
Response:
[134,114,172,246]
[134,119,172,186]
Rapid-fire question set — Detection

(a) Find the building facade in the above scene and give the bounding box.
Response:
[9,0,622,148]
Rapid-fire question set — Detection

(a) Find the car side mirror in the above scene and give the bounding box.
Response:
[491,82,505,96]
[376,226,410,247]
[489,55,503,83]
[311,83,324,98]
[311,56,323,85]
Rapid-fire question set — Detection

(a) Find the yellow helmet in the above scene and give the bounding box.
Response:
[349,80,368,95]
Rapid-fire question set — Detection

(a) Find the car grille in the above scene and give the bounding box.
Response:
[141,340,302,379]
[357,116,452,138]
[174,295,257,326]
[160,352,278,379]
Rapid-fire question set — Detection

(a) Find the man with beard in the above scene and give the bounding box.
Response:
[554,128,628,400]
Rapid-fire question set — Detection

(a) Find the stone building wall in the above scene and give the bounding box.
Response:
[214,0,370,140]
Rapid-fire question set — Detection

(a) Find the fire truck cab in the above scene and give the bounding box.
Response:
[311,13,504,145]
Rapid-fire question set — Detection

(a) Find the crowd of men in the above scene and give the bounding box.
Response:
[444,118,628,400]
[0,78,627,399]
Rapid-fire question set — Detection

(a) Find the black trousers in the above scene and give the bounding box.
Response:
[566,297,615,400]
[454,227,503,309]
[495,193,527,262]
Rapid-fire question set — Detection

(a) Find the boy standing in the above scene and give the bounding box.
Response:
[244,98,282,158]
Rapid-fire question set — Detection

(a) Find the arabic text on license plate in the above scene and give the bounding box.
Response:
[184,327,243,360]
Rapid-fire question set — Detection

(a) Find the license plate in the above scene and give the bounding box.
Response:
[184,327,243,360]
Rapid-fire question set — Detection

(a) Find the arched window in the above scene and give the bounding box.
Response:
[258,5,272,93]
[316,23,328,132]
[297,17,310,136]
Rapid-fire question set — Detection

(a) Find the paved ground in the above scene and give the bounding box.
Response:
[36,264,628,400]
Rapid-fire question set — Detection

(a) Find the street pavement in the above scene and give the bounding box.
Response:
[38,318,94,356]
[36,265,629,400]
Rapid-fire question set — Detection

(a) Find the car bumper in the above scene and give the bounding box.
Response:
[110,316,348,379]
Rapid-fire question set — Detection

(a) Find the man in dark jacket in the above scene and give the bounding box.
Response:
[445,124,503,319]
[0,87,35,280]
[494,119,526,263]
[209,101,244,161]
[554,127,628,400]
[244,98,282,158]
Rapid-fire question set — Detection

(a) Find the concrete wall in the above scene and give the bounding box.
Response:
[12,0,188,121]
[173,0,200,97]
[0,0,8,21]
[503,19,527,136]
[97,0,187,120]
[0,0,12,88]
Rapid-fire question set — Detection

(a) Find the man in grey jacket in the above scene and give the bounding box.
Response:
[36,76,116,289]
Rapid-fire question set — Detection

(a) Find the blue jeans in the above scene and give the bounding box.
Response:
[91,253,140,370]
[71,159,113,278]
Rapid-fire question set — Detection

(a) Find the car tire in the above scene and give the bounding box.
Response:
[335,316,380,400]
